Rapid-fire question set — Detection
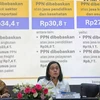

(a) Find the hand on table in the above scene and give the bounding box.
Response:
[1,93,10,98]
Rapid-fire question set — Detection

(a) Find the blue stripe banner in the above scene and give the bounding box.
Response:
[77,16,100,28]
[0,18,29,29]
[32,18,74,29]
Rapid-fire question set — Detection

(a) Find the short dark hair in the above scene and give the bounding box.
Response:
[45,61,63,81]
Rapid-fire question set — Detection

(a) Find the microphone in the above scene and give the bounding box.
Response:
[50,77,56,80]
[46,77,56,86]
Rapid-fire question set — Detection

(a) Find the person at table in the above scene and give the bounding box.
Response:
[37,61,70,96]
[0,80,10,98]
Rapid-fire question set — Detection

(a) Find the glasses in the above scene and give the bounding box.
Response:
[50,67,59,70]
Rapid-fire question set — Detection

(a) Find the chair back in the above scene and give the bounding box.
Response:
[37,76,45,82]
[80,83,99,98]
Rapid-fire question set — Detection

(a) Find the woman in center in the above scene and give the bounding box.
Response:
[37,61,70,97]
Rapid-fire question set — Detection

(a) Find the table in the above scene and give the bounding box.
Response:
[0,98,99,100]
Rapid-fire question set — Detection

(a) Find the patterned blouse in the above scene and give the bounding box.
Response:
[0,80,9,95]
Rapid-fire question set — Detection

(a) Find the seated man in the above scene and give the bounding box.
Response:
[0,80,10,98]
